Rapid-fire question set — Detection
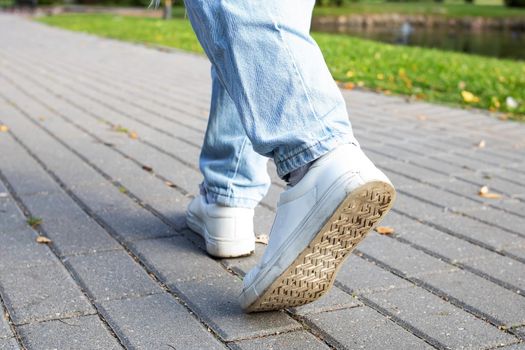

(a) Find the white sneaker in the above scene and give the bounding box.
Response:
[239,143,396,312]
[186,195,255,258]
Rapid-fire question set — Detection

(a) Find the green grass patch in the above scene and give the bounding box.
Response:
[36,13,525,120]
[313,2,525,18]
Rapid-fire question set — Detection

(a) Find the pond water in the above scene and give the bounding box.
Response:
[312,22,525,61]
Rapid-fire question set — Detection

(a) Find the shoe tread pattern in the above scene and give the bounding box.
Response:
[245,181,395,312]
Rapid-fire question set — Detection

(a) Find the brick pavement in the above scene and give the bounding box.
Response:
[0,13,524,349]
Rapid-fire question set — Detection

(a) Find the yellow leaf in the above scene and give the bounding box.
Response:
[345,70,355,78]
[128,131,138,140]
[0,124,8,132]
[478,186,502,199]
[480,192,503,199]
[376,73,384,80]
[461,91,480,103]
[375,226,395,235]
[36,236,52,244]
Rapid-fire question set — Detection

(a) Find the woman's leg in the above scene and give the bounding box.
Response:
[184,0,357,178]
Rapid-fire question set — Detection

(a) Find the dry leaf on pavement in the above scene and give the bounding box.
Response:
[36,236,52,244]
[0,124,8,132]
[142,165,153,172]
[478,186,502,199]
[375,226,395,235]
[128,131,138,139]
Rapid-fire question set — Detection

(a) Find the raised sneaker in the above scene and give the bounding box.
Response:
[239,143,396,312]
[186,195,255,258]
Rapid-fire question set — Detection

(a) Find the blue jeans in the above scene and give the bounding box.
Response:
[184,0,358,209]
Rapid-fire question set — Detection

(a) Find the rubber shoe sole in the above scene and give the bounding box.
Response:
[243,180,395,312]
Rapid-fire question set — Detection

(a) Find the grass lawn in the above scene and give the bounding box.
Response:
[36,13,525,121]
[313,2,525,18]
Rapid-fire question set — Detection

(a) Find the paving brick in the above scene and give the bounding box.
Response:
[457,206,525,236]
[335,255,413,294]
[65,250,163,302]
[93,203,176,242]
[498,343,525,350]
[514,327,525,340]
[465,256,525,292]
[18,315,121,350]
[426,212,525,250]
[504,246,525,261]
[290,286,361,316]
[306,306,432,349]
[400,185,481,210]
[0,314,12,339]
[171,274,301,342]
[392,193,446,220]
[230,330,330,350]
[0,338,19,350]
[0,133,59,196]
[0,228,58,271]
[0,263,94,324]
[0,198,26,234]
[357,234,457,277]
[367,286,517,349]
[99,293,225,349]
[254,206,275,237]
[18,192,121,256]
[419,270,525,327]
[130,236,227,283]
[219,244,265,276]
[394,222,493,262]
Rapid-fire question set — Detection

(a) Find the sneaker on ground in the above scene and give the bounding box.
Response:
[186,195,255,258]
[239,143,396,312]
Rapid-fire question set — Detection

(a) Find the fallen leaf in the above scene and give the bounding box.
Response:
[416,115,428,121]
[255,234,269,245]
[461,90,480,104]
[36,236,52,244]
[128,131,138,140]
[478,186,502,199]
[479,185,489,195]
[165,181,176,188]
[475,140,486,148]
[480,192,503,199]
[342,82,355,90]
[0,124,8,132]
[375,226,395,235]
[142,165,153,172]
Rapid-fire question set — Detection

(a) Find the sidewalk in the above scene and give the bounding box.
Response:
[0,13,524,350]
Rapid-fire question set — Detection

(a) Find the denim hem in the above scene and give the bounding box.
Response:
[200,183,261,209]
[275,132,358,179]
